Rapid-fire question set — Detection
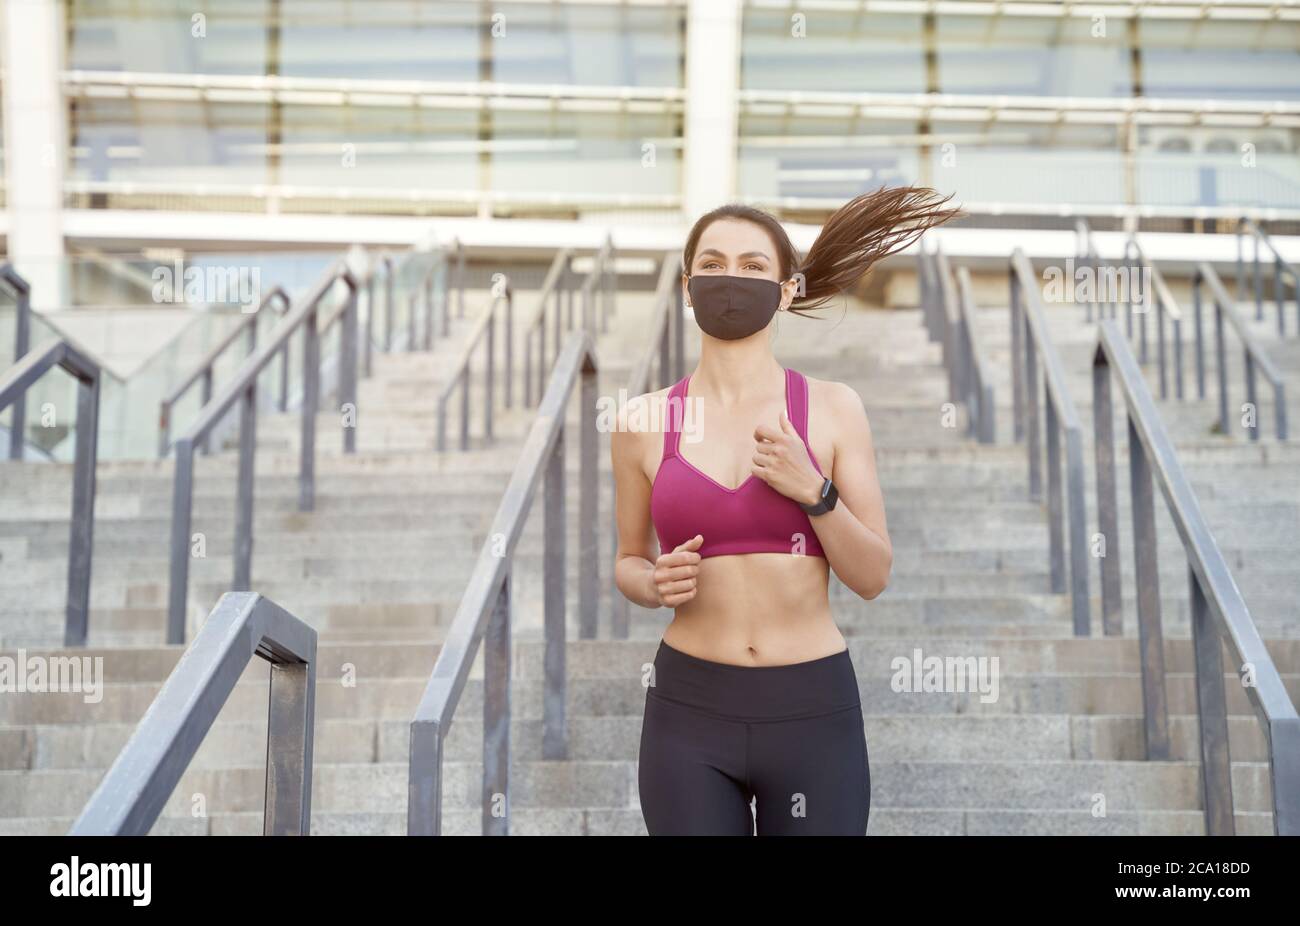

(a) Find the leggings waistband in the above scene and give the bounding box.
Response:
[649,639,861,722]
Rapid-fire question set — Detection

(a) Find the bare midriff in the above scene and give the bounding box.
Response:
[661,553,845,667]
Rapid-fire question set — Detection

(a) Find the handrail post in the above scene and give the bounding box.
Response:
[234,379,256,591]
[1065,427,1090,635]
[1214,290,1228,435]
[485,305,495,443]
[65,369,100,647]
[459,368,470,451]
[1024,316,1041,501]
[364,272,374,377]
[440,253,450,338]
[384,255,395,352]
[1009,265,1024,442]
[504,287,514,410]
[278,336,290,412]
[1045,402,1065,593]
[167,438,195,645]
[1091,352,1123,636]
[300,304,319,511]
[543,406,568,756]
[456,240,467,319]
[407,291,416,353]
[198,368,213,454]
[1252,228,1263,321]
[1193,271,1206,400]
[579,354,598,638]
[423,263,435,350]
[341,282,359,454]
[1128,415,1171,757]
[483,571,512,836]
[6,271,30,460]
[1188,568,1234,834]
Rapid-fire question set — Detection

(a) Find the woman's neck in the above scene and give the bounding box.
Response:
[689,344,785,409]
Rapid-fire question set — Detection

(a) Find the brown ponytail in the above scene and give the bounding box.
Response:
[682,185,964,318]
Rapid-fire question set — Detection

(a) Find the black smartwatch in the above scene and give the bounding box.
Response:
[799,477,838,516]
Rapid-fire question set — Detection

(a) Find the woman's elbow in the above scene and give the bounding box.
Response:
[857,550,892,600]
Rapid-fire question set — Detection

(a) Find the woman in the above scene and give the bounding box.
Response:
[611,186,961,836]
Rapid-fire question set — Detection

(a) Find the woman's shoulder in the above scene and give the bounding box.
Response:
[612,382,677,440]
[798,371,863,412]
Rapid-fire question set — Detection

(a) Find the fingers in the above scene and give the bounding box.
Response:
[661,587,697,607]
[658,534,703,606]
[672,533,704,554]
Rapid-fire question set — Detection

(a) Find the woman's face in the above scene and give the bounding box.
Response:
[684,218,797,311]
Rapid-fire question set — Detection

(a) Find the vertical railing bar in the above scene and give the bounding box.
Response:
[233,380,256,592]
[300,305,319,511]
[1092,353,1123,636]
[1128,415,1171,760]
[65,370,99,647]
[167,440,195,645]
[1189,568,1235,835]
[341,283,358,454]
[482,572,511,836]
[543,430,567,759]
[578,359,598,638]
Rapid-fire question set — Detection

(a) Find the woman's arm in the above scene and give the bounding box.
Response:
[804,382,892,599]
[612,394,705,609]
[754,381,892,600]
[610,399,665,609]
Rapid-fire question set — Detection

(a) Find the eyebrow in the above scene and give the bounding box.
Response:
[697,249,771,261]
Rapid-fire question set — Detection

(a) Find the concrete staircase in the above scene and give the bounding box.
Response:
[1,273,1296,835]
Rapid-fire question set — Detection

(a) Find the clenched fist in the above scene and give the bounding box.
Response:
[653,534,703,607]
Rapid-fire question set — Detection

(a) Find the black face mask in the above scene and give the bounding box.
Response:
[686,274,783,340]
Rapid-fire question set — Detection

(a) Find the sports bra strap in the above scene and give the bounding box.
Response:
[788,367,810,443]
[661,376,687,461]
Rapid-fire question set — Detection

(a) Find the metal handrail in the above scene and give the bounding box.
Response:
[954,265,997,444]
[1192,262,1288,441]
[409,328,600,835]
[522,248,575,408]
[157,287,291,458]
[452,237,467,320]
[1008,249,1091,634]
[1074,218,1114,323]
[1,264,32,460]
[165,258,363,644]
[1237,218,1299,335]
[610,252,687,640]
[69,592,317,835]
[1122,234,1186,400]
[1091,320,1300,835]
[917,243,996,444]
[435,274,514,452]
[0,339,101,646]
[520,238,616,411]
[931,243,966,412]
[584,234,616,335]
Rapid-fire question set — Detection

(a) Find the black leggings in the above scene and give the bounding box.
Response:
[638,638,870,836]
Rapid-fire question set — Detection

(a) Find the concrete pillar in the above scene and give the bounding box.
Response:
[682,0,742,222]
[2,0,66,309]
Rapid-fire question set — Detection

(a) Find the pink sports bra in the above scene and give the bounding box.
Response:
[650,366,826,559]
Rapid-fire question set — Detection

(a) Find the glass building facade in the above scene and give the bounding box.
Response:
[1,0,1297,225]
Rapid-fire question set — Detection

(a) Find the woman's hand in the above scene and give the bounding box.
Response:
[752,411,824,505]
[652,534,703,607]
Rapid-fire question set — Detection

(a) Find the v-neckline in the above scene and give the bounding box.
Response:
[674,367,789,493]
